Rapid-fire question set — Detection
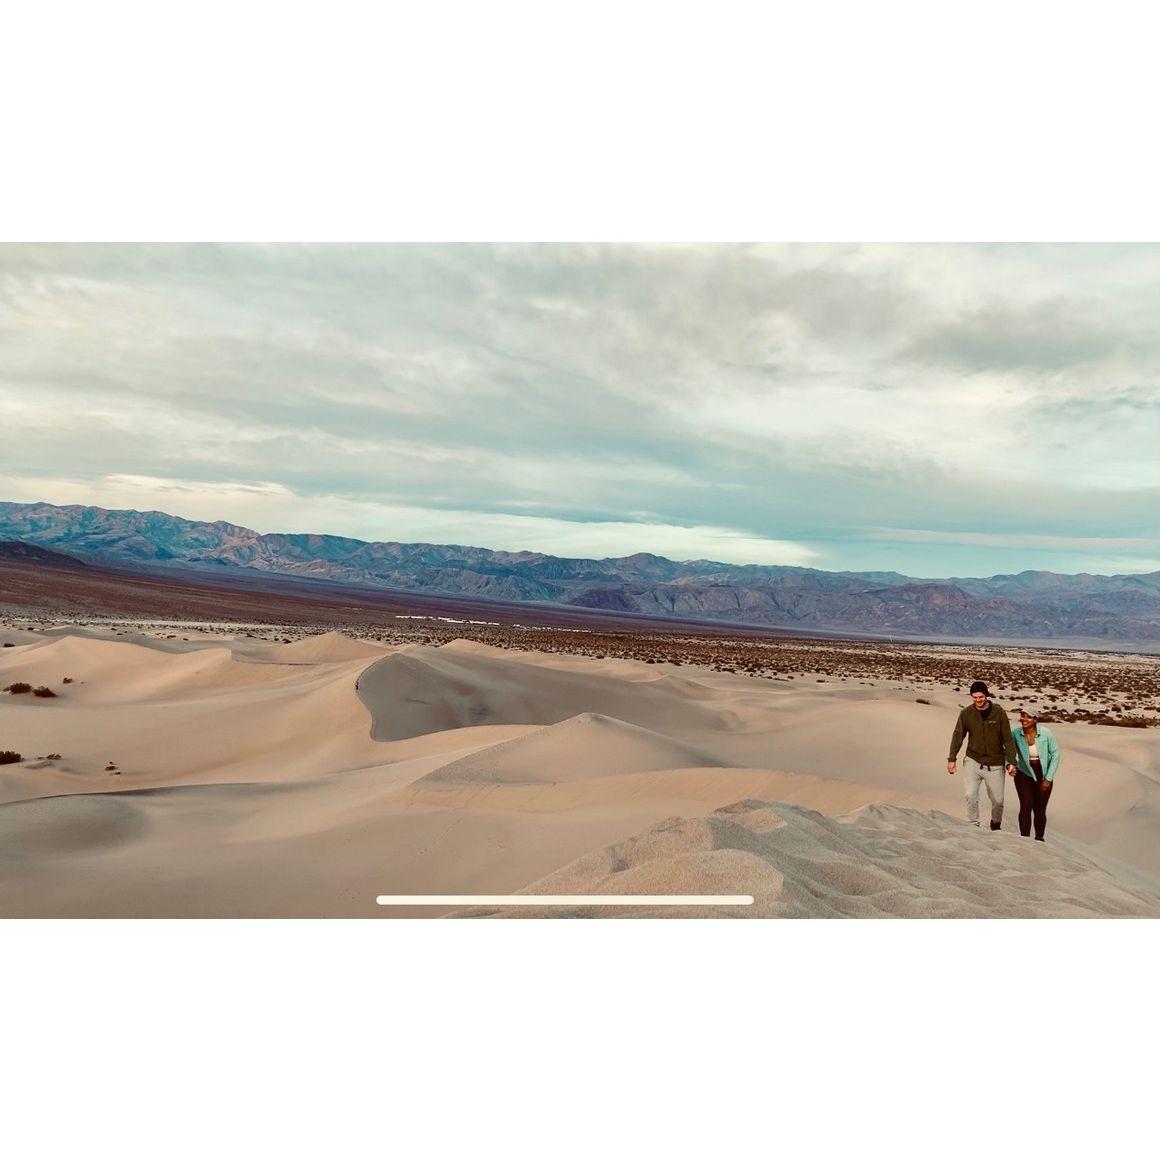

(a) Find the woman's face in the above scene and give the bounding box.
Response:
[1019,712,1036,728]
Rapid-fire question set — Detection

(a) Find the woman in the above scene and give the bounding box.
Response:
[1009,705,1060,841]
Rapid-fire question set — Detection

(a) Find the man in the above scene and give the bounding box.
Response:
[947,680,1018,830]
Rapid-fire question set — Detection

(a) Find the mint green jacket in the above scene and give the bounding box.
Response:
[1012,725,1060,782]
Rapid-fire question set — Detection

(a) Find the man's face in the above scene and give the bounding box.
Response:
[971,691,988,709]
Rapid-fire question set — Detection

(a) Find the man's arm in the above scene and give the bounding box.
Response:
[947,709,966,770]
[948,708,967,760]
[999,708,1017,769]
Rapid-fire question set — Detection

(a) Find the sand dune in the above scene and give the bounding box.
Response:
[1,635,311,703]
[357,643,730,741]
[0,633,393,800]
[460,801,1160,918]
[416,712,727,787]
[404,765,955,818]
[242,630,391,665]
[1,792,152,858]
[1,625,1157,917]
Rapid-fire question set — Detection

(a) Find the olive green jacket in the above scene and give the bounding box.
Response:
[948,701,1017,767]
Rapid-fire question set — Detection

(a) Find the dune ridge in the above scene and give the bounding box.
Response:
[416,712,728,787]
[460,801,1160,919]
[356,644,730,741]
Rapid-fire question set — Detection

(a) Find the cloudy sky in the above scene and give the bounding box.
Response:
[0,244,1157,577]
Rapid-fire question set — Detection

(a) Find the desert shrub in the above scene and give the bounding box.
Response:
[2,642,14,648]
[0,750,22,764]
[915,698,931,705]
[62,677,74,684]
[32,686,57,698]
[3,682,32,695]
[45,752,62,760]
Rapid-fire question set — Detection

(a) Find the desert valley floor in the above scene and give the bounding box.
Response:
[2,614,1158,918]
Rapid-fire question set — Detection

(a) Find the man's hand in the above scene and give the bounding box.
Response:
[947,760,956,776]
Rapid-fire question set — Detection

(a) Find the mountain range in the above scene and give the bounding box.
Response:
[2,499,1158,642]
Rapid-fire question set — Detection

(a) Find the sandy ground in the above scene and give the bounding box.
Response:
[1,623,1157,918]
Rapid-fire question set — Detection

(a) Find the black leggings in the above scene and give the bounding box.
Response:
[1014,771,1053,840]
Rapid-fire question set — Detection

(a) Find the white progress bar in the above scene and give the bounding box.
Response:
[376,895,754,907]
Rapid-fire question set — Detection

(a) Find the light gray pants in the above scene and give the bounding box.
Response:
[962,755,1005,827]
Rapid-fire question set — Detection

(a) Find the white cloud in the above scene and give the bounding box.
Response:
[0,472,818,565]
[2,244,1157,574]
[863,528,1160,553]
[104,474,295,500]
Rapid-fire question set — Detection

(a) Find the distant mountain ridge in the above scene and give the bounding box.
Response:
[0,538,89,570]
[2,499,1158,641]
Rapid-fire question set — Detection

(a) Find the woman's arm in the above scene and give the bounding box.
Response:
[1011,729,1031,777]
[1042,729,1060,781]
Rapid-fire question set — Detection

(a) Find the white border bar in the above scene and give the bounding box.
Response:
[376,895,754,907]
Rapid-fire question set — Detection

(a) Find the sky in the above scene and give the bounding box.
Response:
[1,243,1157,578]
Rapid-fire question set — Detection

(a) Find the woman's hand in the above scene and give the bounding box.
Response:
[1005,764,1017,777]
